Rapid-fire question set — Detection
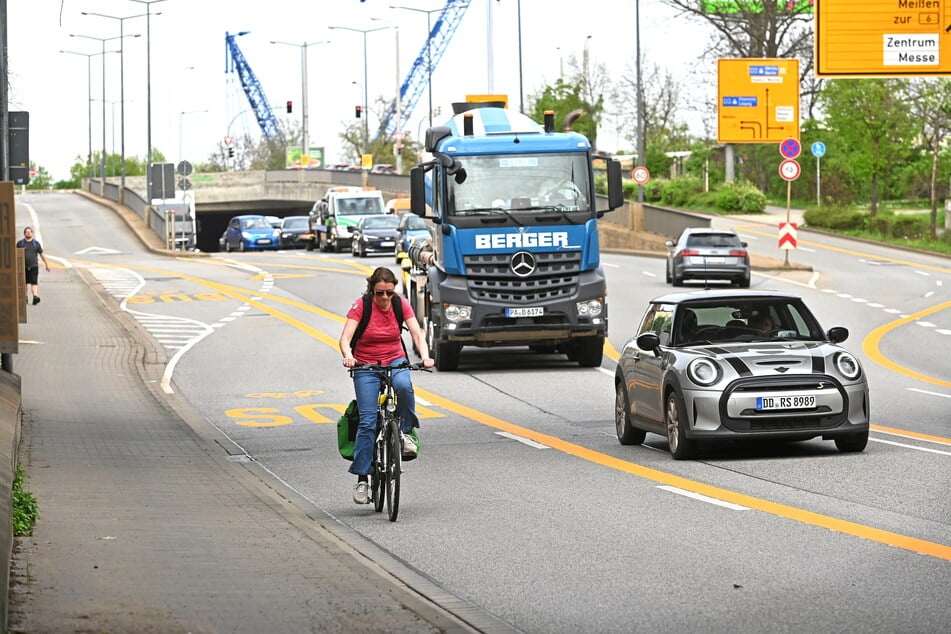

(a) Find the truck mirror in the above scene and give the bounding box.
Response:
[607,160,624,210]
[410,166,427,217]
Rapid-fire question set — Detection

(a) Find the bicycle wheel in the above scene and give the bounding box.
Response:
[384,416,401,522]
[371,419,385,513]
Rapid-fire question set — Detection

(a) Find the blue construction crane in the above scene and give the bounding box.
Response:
[376,0,470,140]
[225,31,283,140]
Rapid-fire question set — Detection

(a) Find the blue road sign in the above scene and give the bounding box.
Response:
[780,137,802,159]
[811,141,826,158]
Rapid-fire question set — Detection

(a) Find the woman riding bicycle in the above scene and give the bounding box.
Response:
[339,267,434,505]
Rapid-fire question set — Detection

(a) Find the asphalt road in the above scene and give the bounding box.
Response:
[15,192,951,633]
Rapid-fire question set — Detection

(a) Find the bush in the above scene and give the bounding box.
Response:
[715,181,767,213]
[12,465,38,536]
[888,215,930,240]
[660,175,703,207]
[803,207,867,230]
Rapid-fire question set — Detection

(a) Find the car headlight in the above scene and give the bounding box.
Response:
[241,231,252,239]
[443,304,471,323]
[576,298,604,317]
[834,352,862,380]
[336,226,351,237]
[687,358,721,386]
[273,229,281,237]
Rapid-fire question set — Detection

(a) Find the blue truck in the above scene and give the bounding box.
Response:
[406,101,624,371]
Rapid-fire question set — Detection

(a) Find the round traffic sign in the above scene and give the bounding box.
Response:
[632,166,650,185]
[779,137,802,160]
[779,159,801,181]
[811,141,826,158]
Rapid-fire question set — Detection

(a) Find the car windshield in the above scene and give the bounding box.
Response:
[405,216,428,231]
[283,217,308,229]
[242,217,271,229]
[447,152,591,214]
[685,233,743,249]
[363,216,399,229]
[671,298,826,346]
[335,197,385,216]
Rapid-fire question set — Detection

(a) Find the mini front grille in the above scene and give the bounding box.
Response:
[719,374,847,434]
[464,252,581,304]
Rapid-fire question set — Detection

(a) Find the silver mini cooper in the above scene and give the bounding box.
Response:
[614,290,870,459]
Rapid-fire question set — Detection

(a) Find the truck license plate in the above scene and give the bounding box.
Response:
[755,394,816,411]
[506,307,544,318]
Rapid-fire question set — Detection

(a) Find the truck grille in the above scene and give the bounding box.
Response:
[464,252,580,303]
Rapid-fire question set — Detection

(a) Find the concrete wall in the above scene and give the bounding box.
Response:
[0,369,22,631]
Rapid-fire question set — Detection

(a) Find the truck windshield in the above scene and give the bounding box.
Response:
[335,197,385,216]
[447,152,591,215]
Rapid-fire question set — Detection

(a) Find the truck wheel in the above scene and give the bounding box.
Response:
[427,320,460,371]
[305,240,314,252]
[575,336,604,368]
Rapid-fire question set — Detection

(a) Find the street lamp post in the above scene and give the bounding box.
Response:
[70,32,134,196]
[328,25,389,156]
[83,11,147,202]
[126,0,167,202]
[371,18,402,172]
[61,49,116,180]
[391,4,443,128]
[270,39,329,168]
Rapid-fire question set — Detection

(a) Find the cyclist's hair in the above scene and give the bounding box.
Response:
[364,266,398,295]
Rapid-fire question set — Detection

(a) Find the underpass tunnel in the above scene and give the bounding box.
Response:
[194,201,313,252]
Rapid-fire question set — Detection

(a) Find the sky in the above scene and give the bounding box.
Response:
[6,0,713,181]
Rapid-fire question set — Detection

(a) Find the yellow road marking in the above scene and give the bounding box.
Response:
[863,301,951,390]
[88,260,951,561]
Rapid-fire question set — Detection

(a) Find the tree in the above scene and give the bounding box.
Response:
[905,78,951,239]
[819,79,915,217]
[24,163,51,190]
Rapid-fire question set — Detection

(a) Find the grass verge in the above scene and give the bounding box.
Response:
[12,465,38,536]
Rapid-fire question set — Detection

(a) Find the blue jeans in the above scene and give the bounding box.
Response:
[348,358,420,476]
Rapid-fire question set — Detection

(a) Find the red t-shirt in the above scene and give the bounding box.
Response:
[346,296,415,364]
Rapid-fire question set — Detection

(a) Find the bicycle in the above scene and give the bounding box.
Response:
[348,361,429,521]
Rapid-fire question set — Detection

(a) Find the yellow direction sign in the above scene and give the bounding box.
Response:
[816,0,951,76]
[717,58,800,144]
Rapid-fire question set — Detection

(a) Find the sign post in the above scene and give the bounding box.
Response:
[811,141,826,206]
[778,140,802,268]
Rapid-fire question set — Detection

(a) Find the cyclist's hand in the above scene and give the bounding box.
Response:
[342,355,356,368]
[422,357,435,369]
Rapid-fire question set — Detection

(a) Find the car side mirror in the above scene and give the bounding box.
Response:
[827,326,849,344]
[636,332,661,354]
[665,240,675,248]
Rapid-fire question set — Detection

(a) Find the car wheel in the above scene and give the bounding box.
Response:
[239,241,246,252]
[334,239,344,253]
[665,389,696,460]
[834,429,868,453]
[351,241,359,257]
[738,273,751,288]
[224,240,232,253]
[615,382,646,446]
[665,263,672,284]
[672,272,684,287]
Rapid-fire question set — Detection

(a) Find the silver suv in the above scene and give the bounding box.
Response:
[665,227,751,288]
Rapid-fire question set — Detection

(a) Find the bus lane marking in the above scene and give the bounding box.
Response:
[119,266,951,562]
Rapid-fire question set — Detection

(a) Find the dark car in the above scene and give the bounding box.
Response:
[614,289,869,459]
[351,214,400,257]
[665,227,750,288]
[219,214,282,252]
[394,213,433,263]
[279,215,310,249]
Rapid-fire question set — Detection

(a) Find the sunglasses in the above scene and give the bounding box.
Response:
[374,289,396,297]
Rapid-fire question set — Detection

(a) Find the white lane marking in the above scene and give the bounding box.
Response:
[906,387,951,402]
[603,262,620,268]
[495,431,549,449]
[870,438,951,456]
[884,308,901,314]
[597,367,614,378]
[915,270,930,277]
[837,293,853,298]
[850,297,868,303]
[867,303,884,308]
[797,246,816,253]
[807,271,819,288]
[916,321,936,328]
[937,329,951,335]
[656,485,750,510]
[643,271,657,277]
[924,291,935,298]
[822,288,838,294]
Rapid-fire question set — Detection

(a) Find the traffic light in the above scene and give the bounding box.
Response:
[355,105,362,119]
[228,147,235,158]
[286,100,292,114]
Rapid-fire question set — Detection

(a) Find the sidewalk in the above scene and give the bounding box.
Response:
[7,265,503,631]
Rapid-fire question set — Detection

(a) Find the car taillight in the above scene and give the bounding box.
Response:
[680,249,700,256]
[729,250,747,257]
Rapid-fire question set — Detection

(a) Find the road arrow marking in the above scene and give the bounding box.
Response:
[75,246,121,255]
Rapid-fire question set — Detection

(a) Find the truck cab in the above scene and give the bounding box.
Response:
[305,186,387,252]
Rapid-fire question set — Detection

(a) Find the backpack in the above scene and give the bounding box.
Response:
[350,294,407,358]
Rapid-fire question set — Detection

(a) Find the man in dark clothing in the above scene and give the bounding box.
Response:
[17,226,50,305]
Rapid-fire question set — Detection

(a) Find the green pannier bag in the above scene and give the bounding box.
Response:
[336,399,421,461]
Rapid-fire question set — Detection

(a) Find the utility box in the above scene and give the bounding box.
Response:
[7,112,30,185]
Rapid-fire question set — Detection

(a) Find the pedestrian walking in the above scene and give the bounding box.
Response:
[17,226,50,305]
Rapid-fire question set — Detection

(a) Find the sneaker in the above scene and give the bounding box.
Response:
[352,482,369,505]
[32,296,40,305]
[401,432,418,459]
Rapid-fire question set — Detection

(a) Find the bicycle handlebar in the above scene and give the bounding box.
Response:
[348,361,431,375]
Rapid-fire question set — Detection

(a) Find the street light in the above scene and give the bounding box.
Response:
[371,17,402,172]
[390,4,444,128]
[125,0,167,202]
[60,48,118,179]
[179,109,208,165]
[270,39,329,167]
[70,32,139,195]
[83,11,150,200]
[328,24,390,155]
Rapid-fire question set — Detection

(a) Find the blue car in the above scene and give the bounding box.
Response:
[219,215,282,252]
[394,213,433,263]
